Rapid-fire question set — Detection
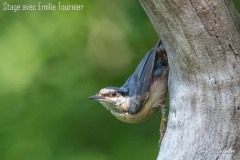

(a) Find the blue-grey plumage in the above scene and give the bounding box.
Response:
[89,40,168,123]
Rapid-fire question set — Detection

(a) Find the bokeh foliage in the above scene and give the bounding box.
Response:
[0,1,239,160]
[0,0,160,160]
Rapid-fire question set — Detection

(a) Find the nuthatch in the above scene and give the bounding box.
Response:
[89,40,168,124]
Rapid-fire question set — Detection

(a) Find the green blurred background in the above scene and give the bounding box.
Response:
[0,1,239,160]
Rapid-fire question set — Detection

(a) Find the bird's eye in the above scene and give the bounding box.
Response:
[111,92,117,97]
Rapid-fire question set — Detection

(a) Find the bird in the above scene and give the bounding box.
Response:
[89,40,169,125]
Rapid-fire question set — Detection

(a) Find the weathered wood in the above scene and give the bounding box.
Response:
[139,0,240,159]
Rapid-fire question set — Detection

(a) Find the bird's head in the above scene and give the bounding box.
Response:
[89,87,130,114]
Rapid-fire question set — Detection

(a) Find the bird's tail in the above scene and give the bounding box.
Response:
[155,40,168,66]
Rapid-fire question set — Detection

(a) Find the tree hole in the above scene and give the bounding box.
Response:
[229,43,233,50]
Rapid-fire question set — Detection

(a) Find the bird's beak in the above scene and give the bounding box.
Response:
[88,95,103,101]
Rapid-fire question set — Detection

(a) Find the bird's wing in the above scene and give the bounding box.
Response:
[121,40,162,114]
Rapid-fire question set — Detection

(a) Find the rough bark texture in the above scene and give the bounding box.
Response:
[139,0,240,159]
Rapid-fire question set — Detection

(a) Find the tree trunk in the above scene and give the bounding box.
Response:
[139,0,240,159]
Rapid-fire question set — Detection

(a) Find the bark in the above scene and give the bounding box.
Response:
[139,0,240,159]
